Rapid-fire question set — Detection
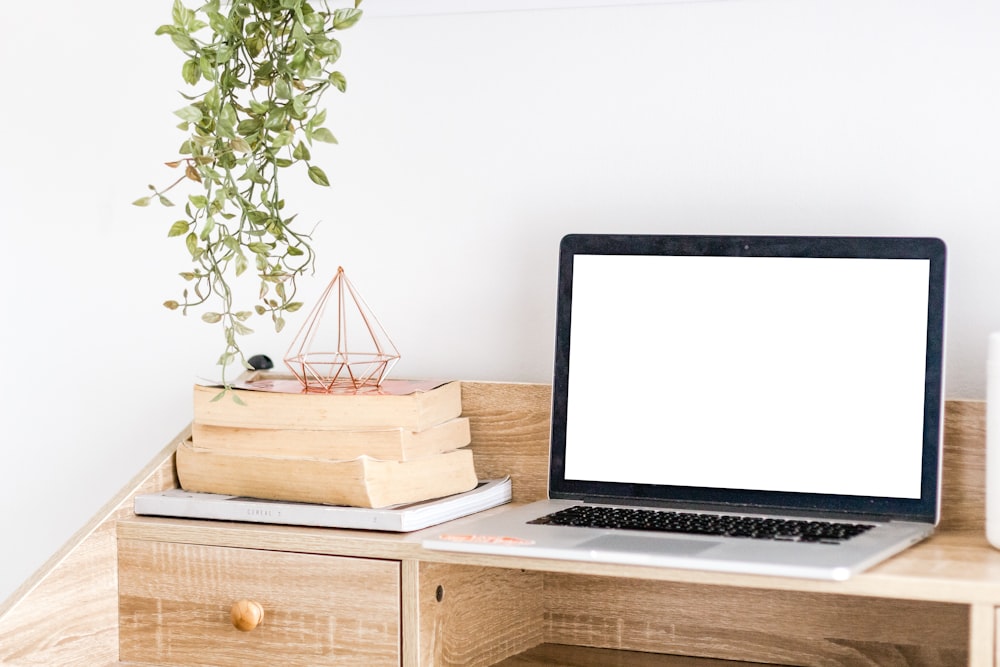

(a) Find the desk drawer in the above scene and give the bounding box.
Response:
[118,539,399,666]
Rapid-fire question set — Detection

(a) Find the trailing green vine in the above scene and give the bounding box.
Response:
[135,0,362,385]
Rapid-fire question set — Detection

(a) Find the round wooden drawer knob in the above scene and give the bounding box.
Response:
[230,599,264,632]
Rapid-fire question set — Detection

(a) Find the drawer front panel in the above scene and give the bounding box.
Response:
[119,539,400,666]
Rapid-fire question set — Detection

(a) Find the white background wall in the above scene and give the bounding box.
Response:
[1,0,998,605]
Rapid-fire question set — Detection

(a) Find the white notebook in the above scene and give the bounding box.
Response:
[135,477,511,532]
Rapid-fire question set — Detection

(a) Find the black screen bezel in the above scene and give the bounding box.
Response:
[548,234,947,523]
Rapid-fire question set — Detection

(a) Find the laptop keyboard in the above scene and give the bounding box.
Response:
[528,505,875,544]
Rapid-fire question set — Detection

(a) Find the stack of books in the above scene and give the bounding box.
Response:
[176,373,479,508]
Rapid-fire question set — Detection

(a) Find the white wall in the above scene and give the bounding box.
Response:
[1,0,998,605]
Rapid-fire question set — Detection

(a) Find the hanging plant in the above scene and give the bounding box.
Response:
[135,0,363,385]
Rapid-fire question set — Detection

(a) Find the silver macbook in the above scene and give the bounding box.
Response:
[423,234,947,580]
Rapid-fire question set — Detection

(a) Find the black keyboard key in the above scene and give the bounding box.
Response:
[528,505,874,544]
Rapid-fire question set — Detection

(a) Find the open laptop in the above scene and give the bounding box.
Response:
[423,234,947,580]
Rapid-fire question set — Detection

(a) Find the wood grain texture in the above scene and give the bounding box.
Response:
[1,388,995,666]
[460,382,552,503]
[0,428,183,666]
[940,400,986,531]
[118,539,400,666]
[416,561,546,667]
[542,573,967,666]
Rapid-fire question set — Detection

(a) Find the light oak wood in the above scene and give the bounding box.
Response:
[460,382,552,504]
[940,399,987,531]
[2,385,998,666]
[118,539,400,666]
[230,599,264,632]
[542,573,966,665]
[968,603,995,667]
[0,427,183,666]
[415,561,545,667]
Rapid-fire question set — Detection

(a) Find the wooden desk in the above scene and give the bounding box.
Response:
[1,382,996,666]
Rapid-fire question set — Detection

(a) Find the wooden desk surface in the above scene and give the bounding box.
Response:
[1,382,996,667]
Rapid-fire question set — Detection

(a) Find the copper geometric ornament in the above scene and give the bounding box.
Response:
[283,267,400,392]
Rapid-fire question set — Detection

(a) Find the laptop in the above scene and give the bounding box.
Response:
[423,234,947,581]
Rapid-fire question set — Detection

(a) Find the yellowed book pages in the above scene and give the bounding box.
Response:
[175,439,478,508]
[193,379,462,432]
[191,417,472,461]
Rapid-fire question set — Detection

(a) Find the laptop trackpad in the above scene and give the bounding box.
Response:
[580,534,719,556]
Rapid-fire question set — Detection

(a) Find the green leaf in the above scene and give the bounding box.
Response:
[317,39,342,61]
[208,11,229,35]
[235,252,249,276]
[185,232,198,256]
[189,194,209,209]
[169,33,197,52]
[307,165,330,186]
[234,321,254,335]
[274,316,286,333]
[172,0,191,27]
[168,220,189,237]
[182,59,200,85]
[286,245,305,256]
[248,242,271,255]
[230,137,252,154]
[284,301,304,312]
[157,194,175,207]
[200,215,216,240]
[174,105,203,124]
[220,103,237,129]
[292,141,311,161]
[133,197,152,207]
[272,130,294,148]
[237,118,263,136]
[202,312,223,324]
[235,311,253,321]
[264,108,287,131]
[329,71,347,92]
[310,127,337,143]
[332,8,362,30]
[246,35,265,58]
[275,77,292,100]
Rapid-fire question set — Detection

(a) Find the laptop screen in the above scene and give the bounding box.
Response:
[549,235,947,522]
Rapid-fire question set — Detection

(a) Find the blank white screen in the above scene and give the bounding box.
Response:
[564,254,930,499]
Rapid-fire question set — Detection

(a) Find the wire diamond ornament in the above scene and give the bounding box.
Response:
[284,267,400,392]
